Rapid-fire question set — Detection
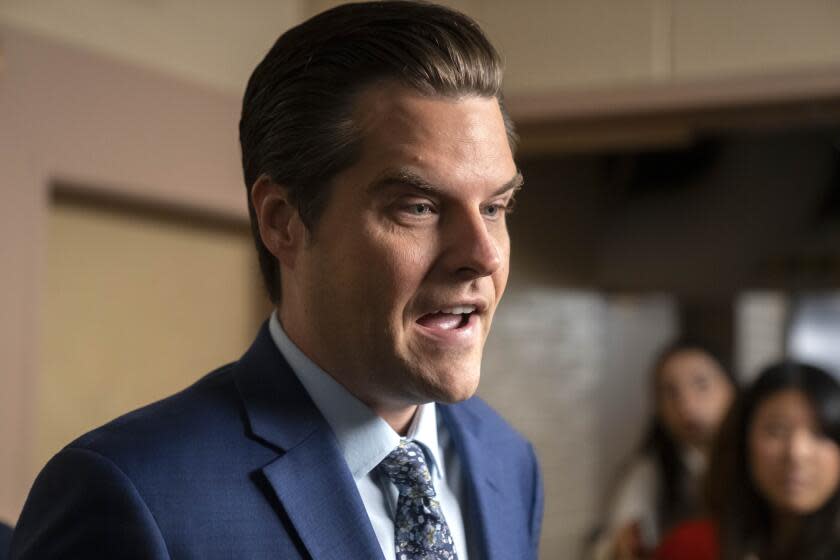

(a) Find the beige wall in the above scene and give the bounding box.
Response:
[0,0,302,94]
[484,0,840,95]
[37,201,260,478]
[305,0,840,98]
[4,1,840,98]
[672,0,840,80]
[480,0,669,95]
[0,25,248,524]
[481,289,678,558]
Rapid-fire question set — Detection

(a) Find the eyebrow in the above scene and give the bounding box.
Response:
[368,168,524,198]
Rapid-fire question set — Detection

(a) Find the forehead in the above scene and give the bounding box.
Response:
[659,350,722,383]
[754,389,817,424]
[350,83,516,189]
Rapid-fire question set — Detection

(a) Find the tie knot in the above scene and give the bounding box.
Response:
[379,440,436,498]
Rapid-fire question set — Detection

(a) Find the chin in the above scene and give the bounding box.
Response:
[392,344,484,404]
[433,382,479,404]
[782,501,817,516]
[424,363,481,404]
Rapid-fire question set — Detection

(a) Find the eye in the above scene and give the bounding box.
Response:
[482,202,511,219]
[405,202,434,216]
[409,203,434,215]
[394,199,437,220]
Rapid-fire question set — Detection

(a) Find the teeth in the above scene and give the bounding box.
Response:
[437,305,476,315]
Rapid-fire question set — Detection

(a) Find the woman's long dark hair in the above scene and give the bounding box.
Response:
[625,339,735,533]
[708,361,840,560]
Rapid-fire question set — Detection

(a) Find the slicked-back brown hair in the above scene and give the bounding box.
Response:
[239,1,516,303]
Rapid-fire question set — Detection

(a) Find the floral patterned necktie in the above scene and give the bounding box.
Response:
[378,440,458,560]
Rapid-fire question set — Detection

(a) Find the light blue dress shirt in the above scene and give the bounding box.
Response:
[268,312,470,560]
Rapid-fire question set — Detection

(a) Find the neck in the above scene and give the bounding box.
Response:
[685,442,707,457]
[276,305,420,436]
[375,404,419,436]
[770,512,801,556]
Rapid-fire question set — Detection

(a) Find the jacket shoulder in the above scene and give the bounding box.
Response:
[11,446,170,559]
[449,395,531,444]
[68,363,243,465]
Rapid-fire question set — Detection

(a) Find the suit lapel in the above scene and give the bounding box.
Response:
[440,401,516,560]
[261,429,386,560]
[234,324,385,560]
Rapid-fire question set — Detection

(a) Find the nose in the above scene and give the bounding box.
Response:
[443,208,504,280]
[787,429,813,462]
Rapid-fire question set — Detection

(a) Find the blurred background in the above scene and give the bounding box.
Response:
[2,1,840,557]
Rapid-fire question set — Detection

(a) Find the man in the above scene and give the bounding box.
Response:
[11,2,543,558]
[0,521,11,560]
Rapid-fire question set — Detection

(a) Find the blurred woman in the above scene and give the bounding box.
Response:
[591,339,736,560]
[656,361,840,560]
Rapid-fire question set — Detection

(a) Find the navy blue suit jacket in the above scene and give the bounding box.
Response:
[11,324,543,559]
[0,522,12,560]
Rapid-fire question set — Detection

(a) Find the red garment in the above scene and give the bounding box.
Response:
[655,519,719,560]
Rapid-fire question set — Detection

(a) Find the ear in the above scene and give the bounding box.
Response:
[250,175,306,269]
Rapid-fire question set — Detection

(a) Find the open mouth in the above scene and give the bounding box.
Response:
[416,305,476,331]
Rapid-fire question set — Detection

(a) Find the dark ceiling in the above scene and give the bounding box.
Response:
[512,126,840,297]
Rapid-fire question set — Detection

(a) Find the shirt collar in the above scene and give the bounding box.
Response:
[405,393,444,480]
[268,312,443,480]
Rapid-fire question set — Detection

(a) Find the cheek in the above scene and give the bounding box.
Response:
[363,230,431,288]
[816,446,840,497]
[718,388,735,415]
[749,437,780,482]
[704,388,732,421]
[659,403,684,435]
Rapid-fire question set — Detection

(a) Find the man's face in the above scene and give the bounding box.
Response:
[281,84,518,410]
